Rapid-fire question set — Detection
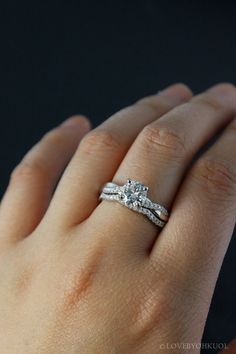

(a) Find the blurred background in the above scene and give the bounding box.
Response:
[1,1,236,352]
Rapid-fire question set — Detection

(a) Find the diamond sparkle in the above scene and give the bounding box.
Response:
[119,179,148,208]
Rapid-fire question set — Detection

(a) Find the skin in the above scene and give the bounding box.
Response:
[0,83,235,353]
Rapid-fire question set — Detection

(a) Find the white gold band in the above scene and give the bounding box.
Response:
[99,179,169,228]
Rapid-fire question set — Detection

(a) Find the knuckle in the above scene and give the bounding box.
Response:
[130,269,180,338]
[135,95,179,116]
[139,124,187,160]
[192,157,236,197]
[13,266,34,294]
[42,128,66,146]
[60,269,94,311]
[6,249,35,295]
[60,247,105,312]
[192,93,227,112]
[11,158,48,182]
[54,238,106,300]
[136,96,166,111]
[132,285,172,335]
[79,129,121,155]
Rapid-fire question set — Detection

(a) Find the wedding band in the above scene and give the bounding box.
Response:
[99,179,169,228]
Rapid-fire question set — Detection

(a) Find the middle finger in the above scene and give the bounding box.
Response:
[45,83,191,228]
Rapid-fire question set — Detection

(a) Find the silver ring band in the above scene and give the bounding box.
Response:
[99,179,169,228]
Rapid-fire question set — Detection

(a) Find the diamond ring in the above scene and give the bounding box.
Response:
[99,179,169,228]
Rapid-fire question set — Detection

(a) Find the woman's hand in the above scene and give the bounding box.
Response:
[0,83,235,353]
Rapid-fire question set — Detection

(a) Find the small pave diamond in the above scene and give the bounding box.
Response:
[100,179,169,228]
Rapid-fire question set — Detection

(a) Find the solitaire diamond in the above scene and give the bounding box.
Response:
[119,179,148,207]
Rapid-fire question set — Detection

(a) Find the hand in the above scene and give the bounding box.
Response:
[0,83,235,353]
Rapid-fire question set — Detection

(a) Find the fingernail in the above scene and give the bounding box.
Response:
[61,116,91,129]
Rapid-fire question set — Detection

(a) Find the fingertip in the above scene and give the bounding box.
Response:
[206,82,236,109]
[208,81,235,92]
[207,82,236,97]
[172,82,193,97]
[158,83,193,100]
[61,115,92,130]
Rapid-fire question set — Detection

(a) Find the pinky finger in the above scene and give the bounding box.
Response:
[0,116,91,249]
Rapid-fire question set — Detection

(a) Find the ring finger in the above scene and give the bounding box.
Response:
[92,83,236,252]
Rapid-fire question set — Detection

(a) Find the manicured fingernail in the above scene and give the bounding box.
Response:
[61,116,91,129]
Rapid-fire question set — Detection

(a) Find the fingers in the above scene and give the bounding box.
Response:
[45,84,192,228]
[0,116,90,248]
[93,83,236,251]
[150,116,236,335]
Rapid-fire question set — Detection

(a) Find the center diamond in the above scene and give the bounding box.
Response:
[119,179,148,207]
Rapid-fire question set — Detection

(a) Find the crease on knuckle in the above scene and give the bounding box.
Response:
[148,256,191,305]
[79,129,121,155]
[42,128,66,146]
[60,246,105,312]
[192,93,228,113]
[193,157,236,198]
[140,125,187,160]
[145,258,211,332]
[136,96,167,112]
[130,263,177,339]
[132,286,170,337]
[62,268,95,311]
[13,266,34,295]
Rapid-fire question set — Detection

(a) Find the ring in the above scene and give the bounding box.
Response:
[99,179,169,228]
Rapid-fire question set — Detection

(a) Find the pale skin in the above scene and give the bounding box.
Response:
[0,83,236,353]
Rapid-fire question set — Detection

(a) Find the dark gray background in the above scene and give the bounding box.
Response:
[1,1,236,352]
